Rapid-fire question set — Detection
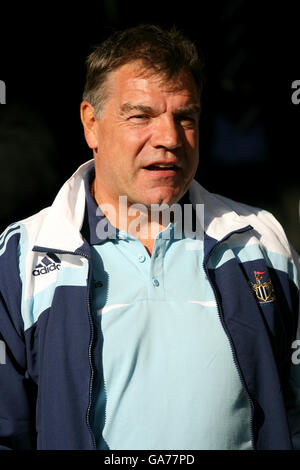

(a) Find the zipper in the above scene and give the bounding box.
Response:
[33,245,97,449]
[85,261,97,450]
[203,232,255,450]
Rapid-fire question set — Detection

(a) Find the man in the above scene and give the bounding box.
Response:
[0,24,299,450]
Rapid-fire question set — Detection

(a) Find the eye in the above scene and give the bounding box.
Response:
[177,116,196,128]
[129,114,150,123]
[181,117,194,122]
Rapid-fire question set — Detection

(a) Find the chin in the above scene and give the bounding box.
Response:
[146,193,181,207]
[132,186,184,208]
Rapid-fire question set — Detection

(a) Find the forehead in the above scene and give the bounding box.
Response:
[109,62,199,106]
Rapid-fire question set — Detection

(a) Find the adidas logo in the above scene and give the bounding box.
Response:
[32,253,61,276]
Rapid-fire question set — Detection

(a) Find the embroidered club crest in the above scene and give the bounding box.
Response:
[250,270,276,303]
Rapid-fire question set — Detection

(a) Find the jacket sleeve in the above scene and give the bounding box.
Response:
[0,226,37,449]
[285,244,300,449]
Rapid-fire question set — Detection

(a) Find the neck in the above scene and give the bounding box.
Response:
[91,180,168,255]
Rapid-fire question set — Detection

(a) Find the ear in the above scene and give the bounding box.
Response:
[80,101,98,150]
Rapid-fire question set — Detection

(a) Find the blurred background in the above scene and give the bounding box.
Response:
[0,0,299,251]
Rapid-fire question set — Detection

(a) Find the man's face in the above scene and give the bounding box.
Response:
[90,62,200,208]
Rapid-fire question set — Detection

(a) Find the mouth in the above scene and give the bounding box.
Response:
[143,163,180,176]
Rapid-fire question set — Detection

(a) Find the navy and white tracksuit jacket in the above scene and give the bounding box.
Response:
[0,159,299,450]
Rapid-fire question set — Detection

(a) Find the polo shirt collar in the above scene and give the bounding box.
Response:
[82,164,117,245]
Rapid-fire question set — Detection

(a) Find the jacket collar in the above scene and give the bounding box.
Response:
[33,159,251,253]
[188,179,252,240]
[34,160,93,253]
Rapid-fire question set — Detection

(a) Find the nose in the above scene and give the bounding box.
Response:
[151,114,182,150]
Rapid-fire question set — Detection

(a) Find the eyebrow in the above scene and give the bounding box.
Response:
[119,102,201,117]
[120,103,154,116]
[173,104,201,118]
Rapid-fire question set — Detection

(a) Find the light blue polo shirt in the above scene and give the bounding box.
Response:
[83,167,253,450]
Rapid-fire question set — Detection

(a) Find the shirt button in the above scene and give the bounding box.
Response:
[118,230,127,239]
[152,278,159,287]
[138,254,146,263]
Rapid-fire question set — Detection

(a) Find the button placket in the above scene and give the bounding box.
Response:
[149,235,168,298]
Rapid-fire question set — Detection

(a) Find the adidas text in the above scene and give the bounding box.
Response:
[33,263,61,276]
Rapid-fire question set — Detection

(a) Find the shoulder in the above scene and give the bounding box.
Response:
[189,179,299,287]
[0,209,51,333]
[0,208,50,260]
[191,179,293,256]
[214,192,292,253]
[0,208,51,292]
[211,192,299,288]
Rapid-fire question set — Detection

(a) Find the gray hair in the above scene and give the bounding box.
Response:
[82,24,205,118]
